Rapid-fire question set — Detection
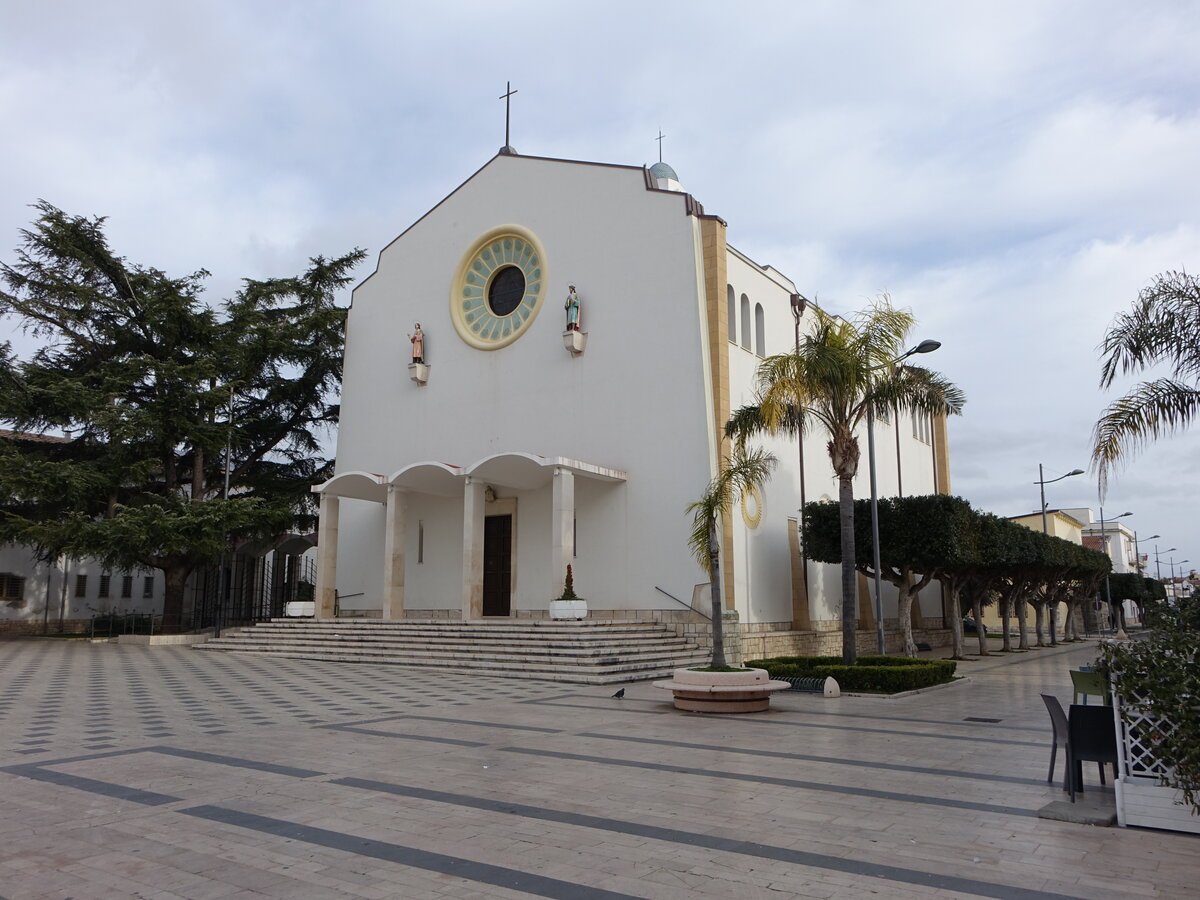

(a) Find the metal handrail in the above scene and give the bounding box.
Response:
[654,585,710,621]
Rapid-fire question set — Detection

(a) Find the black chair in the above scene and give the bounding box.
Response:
[1067,703,1119,802]
[1040,694,1070,790]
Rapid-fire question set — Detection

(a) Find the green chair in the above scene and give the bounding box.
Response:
[1070,668,1110,706]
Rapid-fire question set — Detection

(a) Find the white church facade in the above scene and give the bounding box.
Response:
[313,151,953,657]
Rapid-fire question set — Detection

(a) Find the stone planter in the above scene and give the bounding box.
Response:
[1114,688,1200,833]
[549,599,587,620]
[652,666,790,713]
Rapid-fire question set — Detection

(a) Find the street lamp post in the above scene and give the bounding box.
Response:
[1131,532,1160,628]
[790,294,810,626]
[1133,532,1159,576]
[1034,465,1084,534]
[866,339,942,654]
[1154,545,1176,583]
[1171,559,1190,598]
[1098,506,1132,636]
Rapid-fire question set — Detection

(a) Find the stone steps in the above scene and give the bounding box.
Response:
[199,635,695,656]
[194,618,711,685]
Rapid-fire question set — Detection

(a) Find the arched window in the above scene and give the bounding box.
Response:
[754,303,765,356]
[740,294,751,349]
[726,285,736,340]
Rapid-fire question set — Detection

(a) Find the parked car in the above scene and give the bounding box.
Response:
[962,616,988,635]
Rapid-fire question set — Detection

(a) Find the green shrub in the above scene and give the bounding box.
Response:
[744,655,956,693]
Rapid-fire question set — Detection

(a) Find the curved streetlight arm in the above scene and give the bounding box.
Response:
[1037,465,1084,534]
[1034,468,1085,486]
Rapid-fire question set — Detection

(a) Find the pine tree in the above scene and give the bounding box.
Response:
[0,201,365,626]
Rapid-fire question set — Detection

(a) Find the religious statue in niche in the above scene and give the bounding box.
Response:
[409,323,425,363]
[564,285,581,331]
[407,322,430,385]
[562,284,587,356]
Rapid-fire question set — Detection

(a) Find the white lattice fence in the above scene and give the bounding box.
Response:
[1113,684,1200,833]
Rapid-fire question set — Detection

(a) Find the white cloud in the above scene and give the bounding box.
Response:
[1,0,1198,553]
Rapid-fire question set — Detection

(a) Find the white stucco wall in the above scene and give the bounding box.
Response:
[333,155,715,612]
[723,248,946,626]
[327,153,952,628]
[0,544,166,629]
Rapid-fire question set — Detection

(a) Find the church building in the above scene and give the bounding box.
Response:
[312,148,954,658]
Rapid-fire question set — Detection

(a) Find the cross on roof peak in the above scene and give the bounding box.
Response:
[499,81,518,153]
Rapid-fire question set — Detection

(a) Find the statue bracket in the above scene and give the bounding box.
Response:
[563,330,588,357]
[408,362,430,385]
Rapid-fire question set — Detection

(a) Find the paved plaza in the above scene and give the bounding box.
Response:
[0,637,1196,899]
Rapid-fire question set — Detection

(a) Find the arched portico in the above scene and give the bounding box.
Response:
[313,455,624,621]
[311,472,386,618]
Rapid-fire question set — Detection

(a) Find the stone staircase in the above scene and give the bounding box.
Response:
[194,618,711,685]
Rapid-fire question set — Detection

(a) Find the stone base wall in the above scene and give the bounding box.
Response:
[739,622,953,661]
[0,619,91,636]
[396,607,710,624]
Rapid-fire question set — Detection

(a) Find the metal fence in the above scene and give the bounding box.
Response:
[189,551,315,631]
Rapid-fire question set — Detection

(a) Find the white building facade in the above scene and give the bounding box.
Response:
[314,152,954,656]
[0,545,165,635]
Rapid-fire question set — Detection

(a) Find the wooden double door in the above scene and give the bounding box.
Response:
[482,513,512,616]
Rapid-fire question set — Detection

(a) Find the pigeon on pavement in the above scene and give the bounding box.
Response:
[611,688,625,699]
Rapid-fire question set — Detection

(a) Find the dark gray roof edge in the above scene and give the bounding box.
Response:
[352,152,719,299]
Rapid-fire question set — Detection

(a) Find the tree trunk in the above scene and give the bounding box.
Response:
[1034,601,1046,647]
[838,474,858,666]
[192,444,205,501]
[1084,595,1099,638]
[1048,600,1059,646]
[945,579,964,659]
[899,583,918,657]
[971,594,988,655]
[708,517,726,668]
[1000,592,1013,652]
[161,564,190,630]
[1016,596,1030,649]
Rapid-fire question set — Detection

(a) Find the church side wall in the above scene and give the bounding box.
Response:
[723,251,948,632]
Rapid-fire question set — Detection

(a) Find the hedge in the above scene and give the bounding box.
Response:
[744,655,957,693]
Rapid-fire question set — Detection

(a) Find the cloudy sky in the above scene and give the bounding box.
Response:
[2,1,1197,571]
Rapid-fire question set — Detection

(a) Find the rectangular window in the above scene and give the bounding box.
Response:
[98,574,111,598]
[75,574,88,598]
[142,575,154,598]
[1,574,25,601]
[912,412,932,444]
[417,521,424,564]
[121,575,133,599]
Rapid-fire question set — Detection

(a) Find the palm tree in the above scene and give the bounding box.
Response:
[687,446,777,668]
[727,299,965,665]
[1093,270,1200,491]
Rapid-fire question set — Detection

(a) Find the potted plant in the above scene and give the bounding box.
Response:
[654,446,789,712]
[549,564,587,620]
[1103,594,1200,833]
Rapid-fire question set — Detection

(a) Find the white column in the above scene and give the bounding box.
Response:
[462,477,485,620]
[551,467,575,597]
[315,493,339,619]
[382,485,406,620]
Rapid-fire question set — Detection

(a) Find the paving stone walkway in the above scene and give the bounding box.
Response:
[0,637,1195,899]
